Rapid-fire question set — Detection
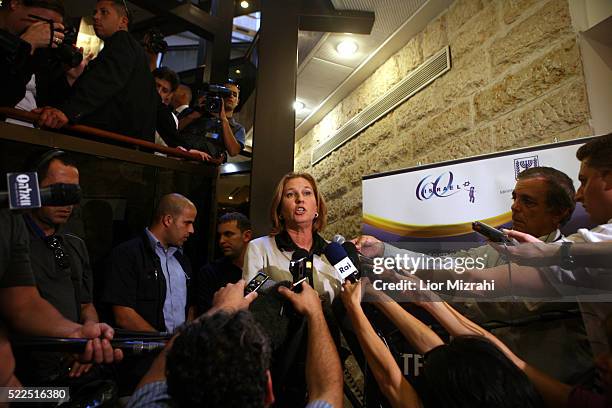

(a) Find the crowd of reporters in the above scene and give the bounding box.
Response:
[0,0,245,163]
[2,1,612,408]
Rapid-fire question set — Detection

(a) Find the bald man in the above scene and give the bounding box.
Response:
[102,194,197,333]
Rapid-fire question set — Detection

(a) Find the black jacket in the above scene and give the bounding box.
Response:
[102,230,193,332]
[59,30,157,142]
[0,29,70,108]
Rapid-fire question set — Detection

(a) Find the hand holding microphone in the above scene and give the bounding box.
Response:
[278,281,323,319]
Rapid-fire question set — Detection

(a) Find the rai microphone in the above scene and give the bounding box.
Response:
[341,241,362,282]
[324,242,360,282]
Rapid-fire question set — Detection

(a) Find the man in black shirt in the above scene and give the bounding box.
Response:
[16,151,103,383]
[0,0,68,108]
[0,207,122,387]
[196,212,252,313]
[35,0,157,141]
[0,209,37,389]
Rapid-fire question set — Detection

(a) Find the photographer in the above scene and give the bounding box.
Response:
[142,28,167,72]
[35,0,158,142]
[178,80,245,160]
[0,0,77,108]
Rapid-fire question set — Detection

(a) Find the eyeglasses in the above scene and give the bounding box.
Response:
[120,0,131,22]
[45,235,71,269]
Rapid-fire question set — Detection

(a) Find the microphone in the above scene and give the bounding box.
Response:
[1,182,82,209]
[324,242,359,282]
[39,183,82,206]
[290,248,312,292]
[11,336,167,355]
[331,233,376,267]
[342,241,361,282]
[332,234,345,245]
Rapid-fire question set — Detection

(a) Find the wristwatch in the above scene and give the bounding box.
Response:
[559,242,575,269]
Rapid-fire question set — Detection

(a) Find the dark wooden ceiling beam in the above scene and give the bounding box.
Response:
[299,10,375,34]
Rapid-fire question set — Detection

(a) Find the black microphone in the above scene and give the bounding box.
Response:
[11,336,167,355]
[40,183,82,206]
[324,242,359,282]
[332,233,376,268]
[342,241,361,282]
[289,248,311,292]
[1,183,81,208]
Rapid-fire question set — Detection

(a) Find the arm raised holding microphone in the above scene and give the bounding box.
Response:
[0,210,122,387]
[277,281,343,408]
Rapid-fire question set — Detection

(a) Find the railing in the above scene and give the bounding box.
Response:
[0,107,219,270]
[0,107,203,162]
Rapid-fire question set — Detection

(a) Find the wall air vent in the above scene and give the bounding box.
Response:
[311,46,451,165]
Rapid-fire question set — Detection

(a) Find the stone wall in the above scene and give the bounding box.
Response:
[294,0,593,239]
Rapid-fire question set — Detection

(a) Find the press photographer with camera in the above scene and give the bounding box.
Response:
[0,0,85,110]
[142,28,167,72]
[177,80,245,160]
[35,0,158,142]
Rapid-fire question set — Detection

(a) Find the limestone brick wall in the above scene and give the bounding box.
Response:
[294,0,593,239]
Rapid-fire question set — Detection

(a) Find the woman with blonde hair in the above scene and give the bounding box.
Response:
[242,172,341,301]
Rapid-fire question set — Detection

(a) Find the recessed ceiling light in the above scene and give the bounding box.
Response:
[336,40,358,56]
[235,69,241,74]
[293,101,305,112]
[240,1,249,9]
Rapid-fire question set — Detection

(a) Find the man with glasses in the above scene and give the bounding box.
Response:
[16,150,103,385]
[34,0,158,142]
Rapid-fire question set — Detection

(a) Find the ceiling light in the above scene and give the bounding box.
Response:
[293,101,305,112]
[228,196,234,200]
[240,1,249,9]
[235,69,241,74]
[336,40,358,56]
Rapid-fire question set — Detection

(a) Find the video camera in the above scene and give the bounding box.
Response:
[195,84,232,115]
[27,14,82,68]
[142,28,168,55]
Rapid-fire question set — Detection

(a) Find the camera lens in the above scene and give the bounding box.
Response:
[207,97,222,114]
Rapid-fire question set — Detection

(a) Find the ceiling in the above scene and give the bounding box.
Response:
[65,0,449,135]
[294,0,429,126]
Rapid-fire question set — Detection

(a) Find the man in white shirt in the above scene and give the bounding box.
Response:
[503,133,612,355]
[171,84,192,120]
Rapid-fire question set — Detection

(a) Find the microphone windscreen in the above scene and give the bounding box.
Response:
[324,242,348,265]
[40,183,82,206]
[342,242,360,269]
[332,234,345,245]
[291,248,309,261]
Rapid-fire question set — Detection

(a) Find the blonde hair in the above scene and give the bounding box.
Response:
[269,172,327,235]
